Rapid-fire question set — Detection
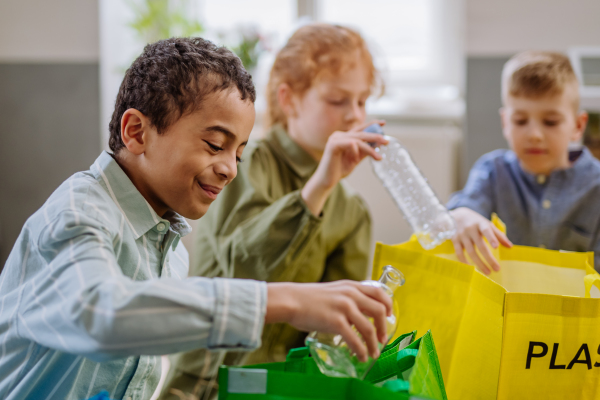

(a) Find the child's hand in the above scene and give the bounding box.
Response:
[266,280,393,362]
[302,121,389,215]
[449,207,513,275]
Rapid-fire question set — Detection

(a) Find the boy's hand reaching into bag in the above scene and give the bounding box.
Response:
[265,280,393,363]
[449,207,513,275]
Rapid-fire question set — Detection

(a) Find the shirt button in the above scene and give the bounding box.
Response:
[537,175,547,184]
[542,200,551,209]
[156,223,166,232]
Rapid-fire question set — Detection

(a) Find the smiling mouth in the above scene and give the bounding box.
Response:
[525,149,549,155]
[198,182,222,200]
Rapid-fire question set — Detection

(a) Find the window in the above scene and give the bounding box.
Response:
[314,0,464,118]
[317,0,463,91]
[100,0,296,147]
[100,0,464,146]
[201,0,295,45]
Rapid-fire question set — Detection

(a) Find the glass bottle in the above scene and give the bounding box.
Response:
[305,265,405,379]
[365,123,456,250]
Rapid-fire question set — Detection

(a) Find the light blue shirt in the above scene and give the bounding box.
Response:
[0,151,267,400]
[448,147,600,270]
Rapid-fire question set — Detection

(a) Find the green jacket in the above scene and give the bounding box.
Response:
[161,125,371,399]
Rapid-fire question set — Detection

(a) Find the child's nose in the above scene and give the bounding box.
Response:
[215,156,238,181]
[345,100,364,123]
[528,124,544,140]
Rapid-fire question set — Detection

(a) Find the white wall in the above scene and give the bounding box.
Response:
[467,0,600,56]
[0,0,99,62]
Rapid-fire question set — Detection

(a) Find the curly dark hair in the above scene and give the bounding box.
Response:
[109,37,256,153]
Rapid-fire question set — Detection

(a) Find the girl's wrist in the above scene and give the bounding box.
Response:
[301,176,334,216]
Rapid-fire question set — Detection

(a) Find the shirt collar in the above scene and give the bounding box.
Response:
[91,151,191,240]
[570,146,595,172]
[510,146,595,184]
[267,124,319,179]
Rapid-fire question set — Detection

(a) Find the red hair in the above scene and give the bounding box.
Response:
[266,23,381,130]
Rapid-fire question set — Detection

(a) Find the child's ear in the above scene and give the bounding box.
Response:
[572,110,588,142]
[120,109,151,155]
[277,83,298,119]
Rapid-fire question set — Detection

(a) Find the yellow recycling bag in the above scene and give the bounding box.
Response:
[373,216,600,400]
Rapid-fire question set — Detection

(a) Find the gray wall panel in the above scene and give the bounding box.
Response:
[462,56,510,186]
[0,63,100,266]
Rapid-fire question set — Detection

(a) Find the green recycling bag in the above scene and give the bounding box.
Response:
[218,331,447,400]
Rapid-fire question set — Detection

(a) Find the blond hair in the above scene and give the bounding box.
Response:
[266,23,382,130]
[502,51,580,109]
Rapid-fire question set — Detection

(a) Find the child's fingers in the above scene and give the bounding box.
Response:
[337,321,369,362]
[472,230,500,272]
[346,304,380,361]
[356,283,393,318]
[354,139,382,161]
[354,290,389,344]
[492,225,513,247]
[349,131,389,146]
[461,236,491,275]
[355,120,386,133]
[480,224,499,249]
[451,236,468,265]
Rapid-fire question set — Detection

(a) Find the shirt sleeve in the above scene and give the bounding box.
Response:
[18,210,267,363]
[192,147,323,283]
[447,154,496,218]
[320,199,371,282]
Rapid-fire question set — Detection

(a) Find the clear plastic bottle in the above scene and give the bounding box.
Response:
[305,265,405,379]
[365,123,456,250]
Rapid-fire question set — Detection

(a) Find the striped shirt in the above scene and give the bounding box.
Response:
[0,151,266,400]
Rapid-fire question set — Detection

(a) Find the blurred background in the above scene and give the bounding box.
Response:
[1,0,600,267]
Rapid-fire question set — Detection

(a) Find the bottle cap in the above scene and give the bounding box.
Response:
[364,123,384,147]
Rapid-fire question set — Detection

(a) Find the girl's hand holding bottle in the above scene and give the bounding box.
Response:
[302,121,388,216]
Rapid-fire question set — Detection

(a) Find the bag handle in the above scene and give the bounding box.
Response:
[584,273,600,298]
[395,348,418,373]
[383,379,410,392]
[381,349,419,393]
[286,347,309,360]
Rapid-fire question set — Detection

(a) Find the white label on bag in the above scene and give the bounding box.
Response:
[228,368,268,394]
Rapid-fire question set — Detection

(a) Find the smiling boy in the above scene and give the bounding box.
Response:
[0,38,392,400]
[448,51,600,273]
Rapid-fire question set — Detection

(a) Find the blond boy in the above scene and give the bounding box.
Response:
[448,51,600,273]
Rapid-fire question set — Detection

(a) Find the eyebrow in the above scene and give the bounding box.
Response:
[205,125,248,146]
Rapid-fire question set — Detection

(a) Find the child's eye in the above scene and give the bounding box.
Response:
[513,119,527,126]
[204,141,223,153]
[327,99,346,106]
[544,120,559,127]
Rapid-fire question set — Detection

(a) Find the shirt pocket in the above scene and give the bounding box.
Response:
[560,223,592,252]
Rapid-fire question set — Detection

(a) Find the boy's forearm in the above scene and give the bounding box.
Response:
[30,255,266,360]
[265,283,298,324]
